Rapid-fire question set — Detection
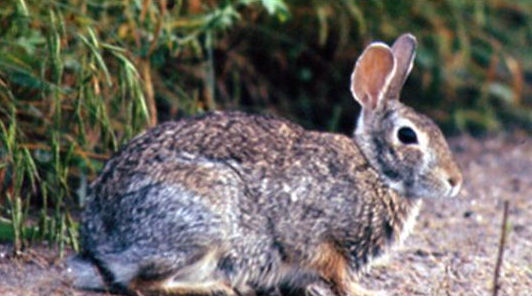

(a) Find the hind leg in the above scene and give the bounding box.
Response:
[92,246,237,295]
[132,279,237,296]
[127,248,238,296]
[86,183,239,294]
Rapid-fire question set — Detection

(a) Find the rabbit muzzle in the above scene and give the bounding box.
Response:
[412,162,463,199]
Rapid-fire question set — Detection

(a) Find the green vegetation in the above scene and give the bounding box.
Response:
[1,0,532,253]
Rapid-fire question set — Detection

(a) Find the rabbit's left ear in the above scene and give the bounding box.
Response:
[350,43,396,112]
[388,34,417,100]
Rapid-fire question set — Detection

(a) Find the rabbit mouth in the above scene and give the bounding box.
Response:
[447,181,462,198]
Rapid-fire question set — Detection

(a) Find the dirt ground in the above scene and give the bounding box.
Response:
[0,135,531,296]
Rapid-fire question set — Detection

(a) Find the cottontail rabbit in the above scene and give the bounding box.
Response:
[67,34,462,296]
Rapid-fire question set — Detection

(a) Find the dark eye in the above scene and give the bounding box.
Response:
[397,127,418,144]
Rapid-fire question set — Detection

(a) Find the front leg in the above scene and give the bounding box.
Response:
[304,243,387,296]
[305,280,337,296]
[305,280,386,296]
[341,282,387,296]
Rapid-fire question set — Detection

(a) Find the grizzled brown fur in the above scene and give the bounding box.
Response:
[67,34,462,296]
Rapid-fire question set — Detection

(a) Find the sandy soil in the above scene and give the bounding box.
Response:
[0,135,531,296]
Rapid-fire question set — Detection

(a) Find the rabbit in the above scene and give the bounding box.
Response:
[66,33,462,296]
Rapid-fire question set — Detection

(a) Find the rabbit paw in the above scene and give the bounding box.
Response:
[305,281,336,296]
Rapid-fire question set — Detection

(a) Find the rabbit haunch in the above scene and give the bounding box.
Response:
[70,34,462,296]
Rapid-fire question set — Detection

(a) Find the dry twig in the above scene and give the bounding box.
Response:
[492,200,509,296]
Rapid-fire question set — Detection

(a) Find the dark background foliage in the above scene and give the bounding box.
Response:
[1,0,532,251]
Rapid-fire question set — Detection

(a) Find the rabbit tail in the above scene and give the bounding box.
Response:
[65,255,109,291]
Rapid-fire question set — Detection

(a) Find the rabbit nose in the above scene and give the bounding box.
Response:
[448,176,460,187]
[447,172,463,196]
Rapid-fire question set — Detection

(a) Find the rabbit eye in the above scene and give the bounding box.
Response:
[397,127,418,144]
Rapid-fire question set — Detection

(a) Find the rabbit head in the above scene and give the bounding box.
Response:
[351,34,462,199]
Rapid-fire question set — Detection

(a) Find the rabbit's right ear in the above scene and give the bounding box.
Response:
[388,34,417,99]
[350,43,396,112]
